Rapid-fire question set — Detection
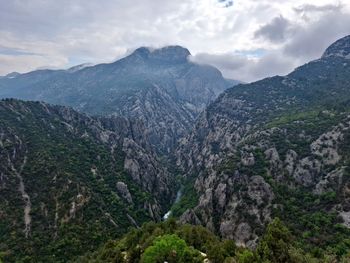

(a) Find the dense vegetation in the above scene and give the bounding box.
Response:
[0,100,165,262]
[270,111,350,257]
[171,176,198,218]
[173,36,350,262]
[74,219,350,263]
[207,108,350,259]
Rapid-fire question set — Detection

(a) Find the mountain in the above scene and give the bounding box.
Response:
[0,99,175,262]
[175,35,350,253]
[2,35,350,262]
[0,46,236,154]
[66,63,94,73]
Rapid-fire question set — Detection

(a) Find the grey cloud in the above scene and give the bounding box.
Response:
[294,4,342,14]
[0,0,185,41]
[0,0,350,82]
[0,53,67,75]
[190,53,248,71]
[217,0,234,8]
[193,5,350,83]
[249,52,295,80]
[284,10,350,60]
[224,1,234,8]
[254,16,292,43]
[191,51,296,83]
[0,46,37,56]
[0,0,188,71]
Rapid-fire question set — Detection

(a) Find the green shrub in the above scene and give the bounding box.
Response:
[141,234,202,263]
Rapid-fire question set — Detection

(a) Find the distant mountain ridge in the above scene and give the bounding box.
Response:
[0,45,238,154]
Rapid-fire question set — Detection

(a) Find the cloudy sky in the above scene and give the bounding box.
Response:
[0,0,349,82]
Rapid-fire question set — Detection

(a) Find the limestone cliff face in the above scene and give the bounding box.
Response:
[0,46,237,154]
[176,35,350,247]
[0,99,174,261]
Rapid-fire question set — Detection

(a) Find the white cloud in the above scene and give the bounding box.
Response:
[0,0,349,82]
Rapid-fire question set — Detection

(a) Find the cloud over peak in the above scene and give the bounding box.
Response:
[0,0,349,82]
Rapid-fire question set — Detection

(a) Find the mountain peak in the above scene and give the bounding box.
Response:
[151,45,191,62]
[322,35,350,59]
[133,46,151,57]
[132,45,190,63]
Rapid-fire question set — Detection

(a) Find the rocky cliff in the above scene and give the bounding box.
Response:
[0,46,237,154]
[176,35,350,250]
[0,99,174,262]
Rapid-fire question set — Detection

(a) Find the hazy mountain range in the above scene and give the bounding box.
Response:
[0,46,239,154]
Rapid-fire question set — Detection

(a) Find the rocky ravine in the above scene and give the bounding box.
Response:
[0,46,238,154]
[176,35,350,247]
[0,99,175,262]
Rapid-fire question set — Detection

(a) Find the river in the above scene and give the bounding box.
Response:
[162,187,183,220]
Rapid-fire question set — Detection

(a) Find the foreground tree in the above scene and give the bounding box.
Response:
[141,234,202,263]
[256,218,293,263]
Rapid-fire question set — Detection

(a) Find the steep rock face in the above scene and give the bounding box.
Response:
[116,84,195,154]
[176,35,350,247]
[0,46,236,153]
[0,99,174,262]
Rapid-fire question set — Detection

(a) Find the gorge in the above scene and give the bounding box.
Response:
[1,36,350,262]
